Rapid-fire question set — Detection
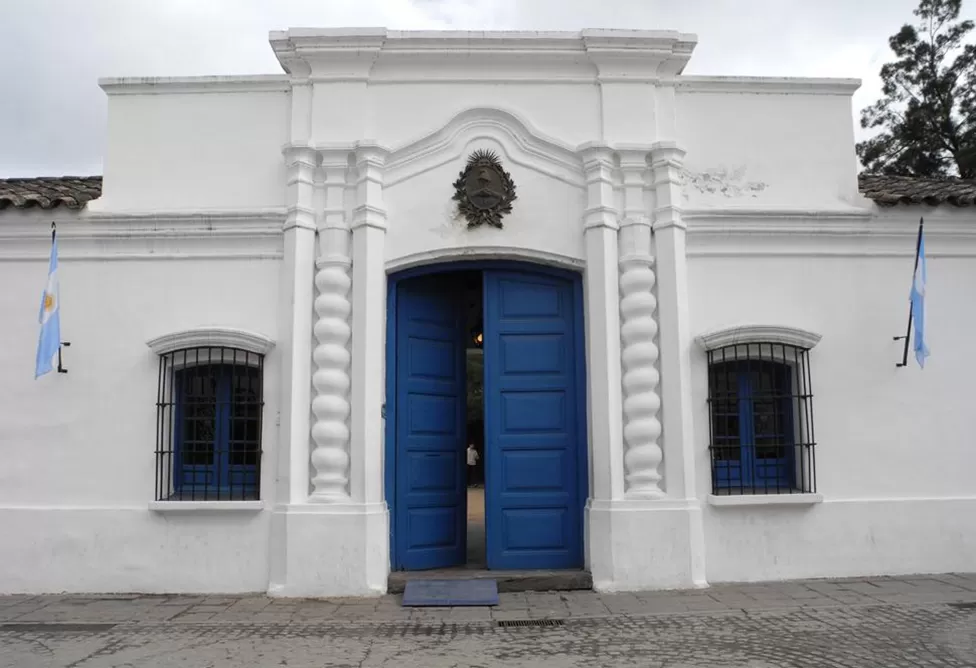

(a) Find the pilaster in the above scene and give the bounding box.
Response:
[578,143,626,507]
[349,142,389,509]
[649,140,707,587]
[278,144,318,505]
[649,141,697,501]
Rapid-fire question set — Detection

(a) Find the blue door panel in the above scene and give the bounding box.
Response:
[394,276,466,570]
[484,270,583,570]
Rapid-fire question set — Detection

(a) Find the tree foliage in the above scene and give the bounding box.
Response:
[857,0,976,178]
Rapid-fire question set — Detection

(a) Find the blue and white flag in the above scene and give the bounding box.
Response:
[910,225,929,369]
[35,232,60,378]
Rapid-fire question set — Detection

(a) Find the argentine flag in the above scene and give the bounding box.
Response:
[910,227,929,369]
[35,233,60,378]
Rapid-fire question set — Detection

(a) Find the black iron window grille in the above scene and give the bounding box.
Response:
[707,342,816,495]
[155,347,264,501]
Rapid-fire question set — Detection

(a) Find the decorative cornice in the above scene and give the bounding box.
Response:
[147,327,275,356]
[269,28,697,84]
[0,210,285,261]
[676,76,861,96]
[684,207,976,257]
[99,75,290,95]
[696,325,822,351]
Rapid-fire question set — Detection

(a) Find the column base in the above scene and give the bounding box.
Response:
[268,502,389,598]
[586,498,707,592]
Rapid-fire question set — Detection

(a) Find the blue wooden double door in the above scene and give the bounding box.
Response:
[392,266,585,571]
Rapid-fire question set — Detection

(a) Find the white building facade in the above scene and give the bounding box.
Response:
[1,29,974,597]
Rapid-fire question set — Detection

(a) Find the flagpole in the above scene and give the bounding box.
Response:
[894,217,924,368]
[51,222,69,374]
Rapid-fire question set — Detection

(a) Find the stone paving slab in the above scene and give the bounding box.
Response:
[1,574,975,666]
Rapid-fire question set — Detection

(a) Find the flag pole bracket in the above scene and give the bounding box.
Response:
[57,341,70,374]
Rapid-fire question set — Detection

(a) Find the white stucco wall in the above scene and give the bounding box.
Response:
[686,206,976,582]
[676,79,861,212]
[2,29,973,596]
[97,78,290,212]
[0,209,283,593]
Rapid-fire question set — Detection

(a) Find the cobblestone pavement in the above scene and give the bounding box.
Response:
[2,573,976,667]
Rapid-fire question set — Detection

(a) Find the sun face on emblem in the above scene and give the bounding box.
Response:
[452,149,517,229]
[43,293,55,312]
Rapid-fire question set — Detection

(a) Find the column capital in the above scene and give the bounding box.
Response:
[283,143,319,168]
[353,141,391,166]
[649,141,686,170]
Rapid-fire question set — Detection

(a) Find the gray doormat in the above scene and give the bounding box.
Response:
[401,579,499,606]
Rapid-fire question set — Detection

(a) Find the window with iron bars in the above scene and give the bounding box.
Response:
[707,342,816,495]
[155,347,264,501]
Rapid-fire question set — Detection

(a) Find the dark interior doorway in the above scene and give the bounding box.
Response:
[463,272,486,568]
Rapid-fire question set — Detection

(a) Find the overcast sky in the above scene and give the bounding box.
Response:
[2,0,972,177]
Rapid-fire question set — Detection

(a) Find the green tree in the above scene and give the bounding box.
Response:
[857,0,976,178]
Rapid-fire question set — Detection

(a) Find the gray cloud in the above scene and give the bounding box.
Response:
[0,0,967,176]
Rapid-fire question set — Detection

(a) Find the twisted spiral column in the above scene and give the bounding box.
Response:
[309,260,352,500]
[620,254,664,498]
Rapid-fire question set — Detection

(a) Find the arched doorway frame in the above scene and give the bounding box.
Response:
[384,258,589,570]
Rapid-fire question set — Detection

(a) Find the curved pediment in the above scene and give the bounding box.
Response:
[696,324,822,351]
[147,327,275,356]
[384,107,585,189]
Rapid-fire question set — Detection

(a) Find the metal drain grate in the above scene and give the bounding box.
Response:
[496,619,564,628]
[948,601,976,610]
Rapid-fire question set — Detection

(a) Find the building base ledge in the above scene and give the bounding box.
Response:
[148,501,265,512]
[707,493,823,507]
[272,501,387,516]
[587,497,701,513]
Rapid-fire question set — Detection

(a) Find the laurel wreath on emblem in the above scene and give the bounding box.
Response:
[452,149,517,229]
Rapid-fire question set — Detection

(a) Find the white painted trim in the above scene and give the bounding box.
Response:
[707,493,823,507]
[0,210,285,261]
[684,209,976,257]
[696,325,822,351]
[677,76,861,96]
[683,207,872,221]
[148,501,265,512]
[383,107,584,189]
[99,75,290,95]
[386,246,584,273]
[147,327,275,356]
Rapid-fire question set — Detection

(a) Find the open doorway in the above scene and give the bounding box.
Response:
[388,263,585,572]
[463,272,486,568]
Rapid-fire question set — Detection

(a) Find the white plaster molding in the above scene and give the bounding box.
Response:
[146,327,275,356]
[684,208,976,257]
[683,207,872,222]
[677,76,861,96]
[616,148,664,499]
[0,208,285,262]
[386,246,584,273]
[695,325,822,352]
[384,107,584,189]
[0,210,286,261]
[271,29,697,84]
[707,494,823,507]
[149,501,266,512]
[309,149,354,502]
[580,143,627,503]
[99,75,290,95]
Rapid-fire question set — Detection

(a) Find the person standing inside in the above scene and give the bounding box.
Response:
[466,443,480,486]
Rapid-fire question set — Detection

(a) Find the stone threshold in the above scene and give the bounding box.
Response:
[388,569,592,594]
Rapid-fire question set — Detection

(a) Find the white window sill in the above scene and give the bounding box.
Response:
[149,501,265,512]
[707,493,823,507]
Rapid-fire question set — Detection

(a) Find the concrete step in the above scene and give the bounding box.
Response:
[388,569,592,594]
